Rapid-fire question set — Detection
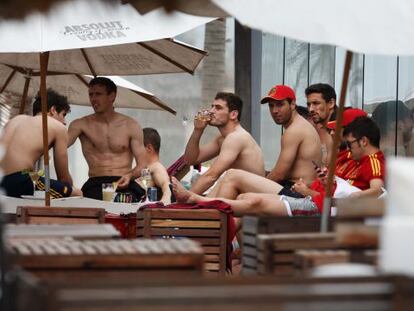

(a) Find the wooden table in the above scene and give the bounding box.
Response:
[7,238,204,280]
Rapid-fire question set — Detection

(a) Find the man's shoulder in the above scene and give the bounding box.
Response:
[149,161,167,172]
[71,114,92,125]
[226,126,254,142]
[7,114,31,124]
[115,112,140,126]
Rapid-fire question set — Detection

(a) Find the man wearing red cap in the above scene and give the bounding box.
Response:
[260,84,321,187]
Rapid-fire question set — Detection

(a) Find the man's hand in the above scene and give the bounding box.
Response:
[117,173,132,189]
[194,115,209,131]
[292,178,309,195]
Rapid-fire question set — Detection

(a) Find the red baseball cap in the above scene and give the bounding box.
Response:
[326,108,367,130]
[260,85,296,104]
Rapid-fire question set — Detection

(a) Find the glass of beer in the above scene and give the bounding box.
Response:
[102,183,116,202]
[195,108,212,121]
[140,168,152,203]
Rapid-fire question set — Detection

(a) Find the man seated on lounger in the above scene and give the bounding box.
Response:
[171,116,385,217]
[0,89,82,198]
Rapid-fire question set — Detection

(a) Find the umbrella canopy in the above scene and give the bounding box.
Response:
[0,0,212,205]
[0,38,207,76]
[0,0,213,53]
[212,0,414,55]
[0,64,176,114]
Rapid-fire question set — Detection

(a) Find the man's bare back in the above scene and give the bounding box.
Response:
[69,112,140,177]
[1,115,69,180]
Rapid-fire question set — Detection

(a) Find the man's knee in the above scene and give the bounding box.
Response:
[237,193,263,208]
[224,169,244,184]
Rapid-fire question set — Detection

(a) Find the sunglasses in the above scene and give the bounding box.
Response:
[345,138,361,149]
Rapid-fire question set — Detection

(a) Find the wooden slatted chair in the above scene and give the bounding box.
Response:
[256,232,338,276]
[16,206,105,225]
[242,215,335,275]
[137,208,228,275]
[26,275,407,311]
[7,238,204,280]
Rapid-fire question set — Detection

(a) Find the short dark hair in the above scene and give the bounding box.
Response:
[143,127,161,154]
[343,116,381,148]
[89,77,117,95]
[372,100,411,137]
[32,89,70,116]
[214,92,243,121]
[305,83,337,103]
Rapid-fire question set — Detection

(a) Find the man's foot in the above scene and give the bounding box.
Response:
[171,177,195,203]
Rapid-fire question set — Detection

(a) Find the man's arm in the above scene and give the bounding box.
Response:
[266,129,301,183]
[67,119,83,147]
[184,119,220,165]
[53,124,73,185]
[190,135,242,194]
[150,162,172,204]
[349,178,384,198]
[117,120,147,188]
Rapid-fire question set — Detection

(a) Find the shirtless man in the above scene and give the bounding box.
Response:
[0,89,82,198]
[305,83,337,166]
[68,77,147,201]
[137,128,172,204]
[184,92,265,195]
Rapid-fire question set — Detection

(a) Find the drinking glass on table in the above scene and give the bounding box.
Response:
[102,183,116,202]
[140,168,152,203]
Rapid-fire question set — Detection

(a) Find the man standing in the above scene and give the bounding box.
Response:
[184,92,265,195]
[305,83,337,166]
[68,77,147,201]
[0,89,82,198]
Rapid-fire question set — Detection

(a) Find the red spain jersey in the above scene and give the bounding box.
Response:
[346,150,385,190]
[335,149,358,180]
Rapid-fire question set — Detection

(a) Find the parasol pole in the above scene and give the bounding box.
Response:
[320,50,353,232]
[39,52,51,206]
[18,69,32,115]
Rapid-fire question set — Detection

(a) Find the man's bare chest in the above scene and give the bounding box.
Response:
[81,123,130,153]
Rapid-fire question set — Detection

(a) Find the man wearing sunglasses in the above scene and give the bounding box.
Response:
[341,116,385,198]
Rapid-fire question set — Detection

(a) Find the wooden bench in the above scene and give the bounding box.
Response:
[4,223,121,240]
[294,249,351,275]
[257,232,338,276]
[137,208,228,274]
[242,215,335,275]
[16,206,105,225]
[23,275,409,311]
[335,198,384,248]
[7,238,204,280]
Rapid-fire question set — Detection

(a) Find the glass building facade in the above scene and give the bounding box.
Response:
[261,33,414,170]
